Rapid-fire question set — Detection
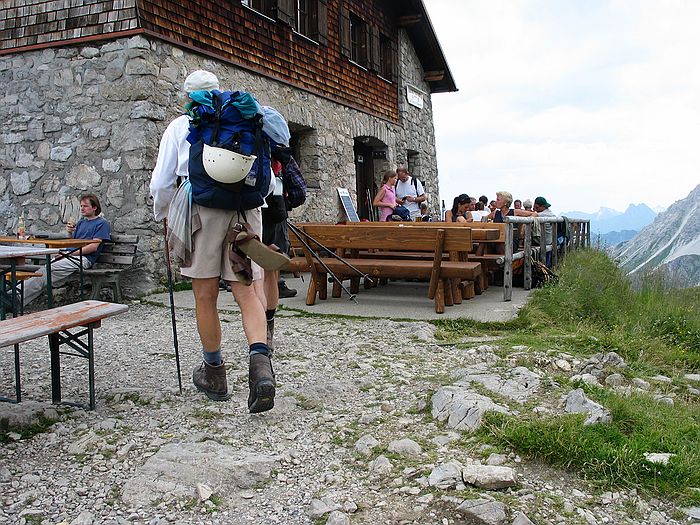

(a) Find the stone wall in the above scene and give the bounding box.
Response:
[0,32,440,297]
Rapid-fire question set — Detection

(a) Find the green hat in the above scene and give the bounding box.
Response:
[534,196,551,208]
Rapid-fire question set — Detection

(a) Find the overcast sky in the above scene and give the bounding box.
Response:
[424,0,700,214]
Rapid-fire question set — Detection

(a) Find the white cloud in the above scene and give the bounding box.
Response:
[427,0,700,213]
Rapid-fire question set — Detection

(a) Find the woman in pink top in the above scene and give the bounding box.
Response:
[373,170,398,221]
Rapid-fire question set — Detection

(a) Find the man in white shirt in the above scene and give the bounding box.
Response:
[395,167,426,220]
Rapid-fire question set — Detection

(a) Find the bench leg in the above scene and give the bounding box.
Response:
[112,276,123,303]
[451,278,462,304]
[460,280,475,299]
[317,273,328,300]
[434,280,445,314]
[88,326,95,410]
[306,274,319,305]
[89,278,102,300]
[0,344,22,405]
[350,277,360,294]
[332,279,342,298]
[14,344,21,402]
[444,279,454,307]
[49,333,62,405]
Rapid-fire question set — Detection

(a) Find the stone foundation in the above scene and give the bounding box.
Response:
[1,32,439,297]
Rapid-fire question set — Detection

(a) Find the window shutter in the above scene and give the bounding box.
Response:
[312,0,328,46]
[359,21,369,66]
[276,0,295,26]
[339,7,351,57]
[390,38,398,82]
[370,26,380,72]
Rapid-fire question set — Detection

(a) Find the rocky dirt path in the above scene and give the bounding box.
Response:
[0,302,694,525]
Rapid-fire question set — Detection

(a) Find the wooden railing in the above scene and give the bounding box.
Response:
[502,217,591,301]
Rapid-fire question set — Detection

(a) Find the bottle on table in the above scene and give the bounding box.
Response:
[67,216,78,236]
[17,211,26,239]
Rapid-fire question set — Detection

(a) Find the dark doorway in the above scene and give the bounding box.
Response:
[354,140,375,221]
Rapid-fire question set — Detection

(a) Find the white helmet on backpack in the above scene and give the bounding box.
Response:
[202,144,257,184]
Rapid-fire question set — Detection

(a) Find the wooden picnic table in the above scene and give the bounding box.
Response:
[0,236,101,305]
[0,246,60,319]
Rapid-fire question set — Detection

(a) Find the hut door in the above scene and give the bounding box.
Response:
[354,142,374,221]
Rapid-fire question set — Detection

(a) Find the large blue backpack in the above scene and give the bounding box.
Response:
[187,91,271,211]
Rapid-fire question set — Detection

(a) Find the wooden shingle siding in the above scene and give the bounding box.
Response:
[137,0,399,121]
[2,0,400,121]
[0,0,138,49]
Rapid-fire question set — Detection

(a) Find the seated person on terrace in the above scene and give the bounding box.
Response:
[470,201,491,222]
[489,191,538,223]
[445,194,473,222]
[489,191,537,253]
[23,194,111,306]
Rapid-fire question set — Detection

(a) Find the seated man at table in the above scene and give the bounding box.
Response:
[23,194,111,306]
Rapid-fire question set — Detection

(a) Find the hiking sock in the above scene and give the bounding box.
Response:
[265,309,276,322]
[249,342,270,357]
[202,348,223,366]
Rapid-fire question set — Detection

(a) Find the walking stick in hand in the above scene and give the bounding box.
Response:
[163,218,183,394]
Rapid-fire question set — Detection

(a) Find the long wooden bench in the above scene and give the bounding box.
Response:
[0,300,128,410]
[296,224,482,313]
[289,221,503,292]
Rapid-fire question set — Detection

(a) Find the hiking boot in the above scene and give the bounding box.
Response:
[193,361,230,401]
[266,318,275,355]
[248,353,275,413]
[278,281,297,298]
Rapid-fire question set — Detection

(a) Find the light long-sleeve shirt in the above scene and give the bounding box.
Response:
[150,115,191,221]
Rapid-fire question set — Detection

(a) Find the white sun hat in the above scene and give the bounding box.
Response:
[183,70,220,92]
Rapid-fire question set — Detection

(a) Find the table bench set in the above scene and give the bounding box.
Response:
[0,235,136,410]
[287,222,506,314]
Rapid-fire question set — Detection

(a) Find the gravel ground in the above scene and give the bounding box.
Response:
[0,301,695,525]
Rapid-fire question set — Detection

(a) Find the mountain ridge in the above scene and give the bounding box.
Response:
[563,203,656,235]
[614,183,700,287]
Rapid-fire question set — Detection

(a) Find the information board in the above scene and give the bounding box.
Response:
[337,188,360,222]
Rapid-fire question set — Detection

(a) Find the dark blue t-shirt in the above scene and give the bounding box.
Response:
[74,217,111,265]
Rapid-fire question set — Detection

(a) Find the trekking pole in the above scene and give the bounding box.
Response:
[162,219,183,394]
[286,222,359,302]
[286,221,374,284]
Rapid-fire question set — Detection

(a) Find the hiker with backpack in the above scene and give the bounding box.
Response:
[150,70,290,413]
[395,166,426,220]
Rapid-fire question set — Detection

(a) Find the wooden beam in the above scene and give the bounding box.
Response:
[397,14,422,27]
[424,70,445,82]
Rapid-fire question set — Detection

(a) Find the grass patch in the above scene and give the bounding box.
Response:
[477,388,700,501]
[0,414,57,443]
[433,248,700,500]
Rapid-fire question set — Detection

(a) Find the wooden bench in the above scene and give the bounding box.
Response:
[296,224,482,313]
[81,234,139,302]
[291,221,502,292]
[0,300,128,410]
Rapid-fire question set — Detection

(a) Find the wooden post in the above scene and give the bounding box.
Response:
[523,221,532,290]
[504,222,513,301]
[585,221,591,247]
[561,218,568,258]
[551,221,559,269]
[539,218,547,265]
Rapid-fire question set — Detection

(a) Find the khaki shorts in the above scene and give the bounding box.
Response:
[181,204,263,282]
